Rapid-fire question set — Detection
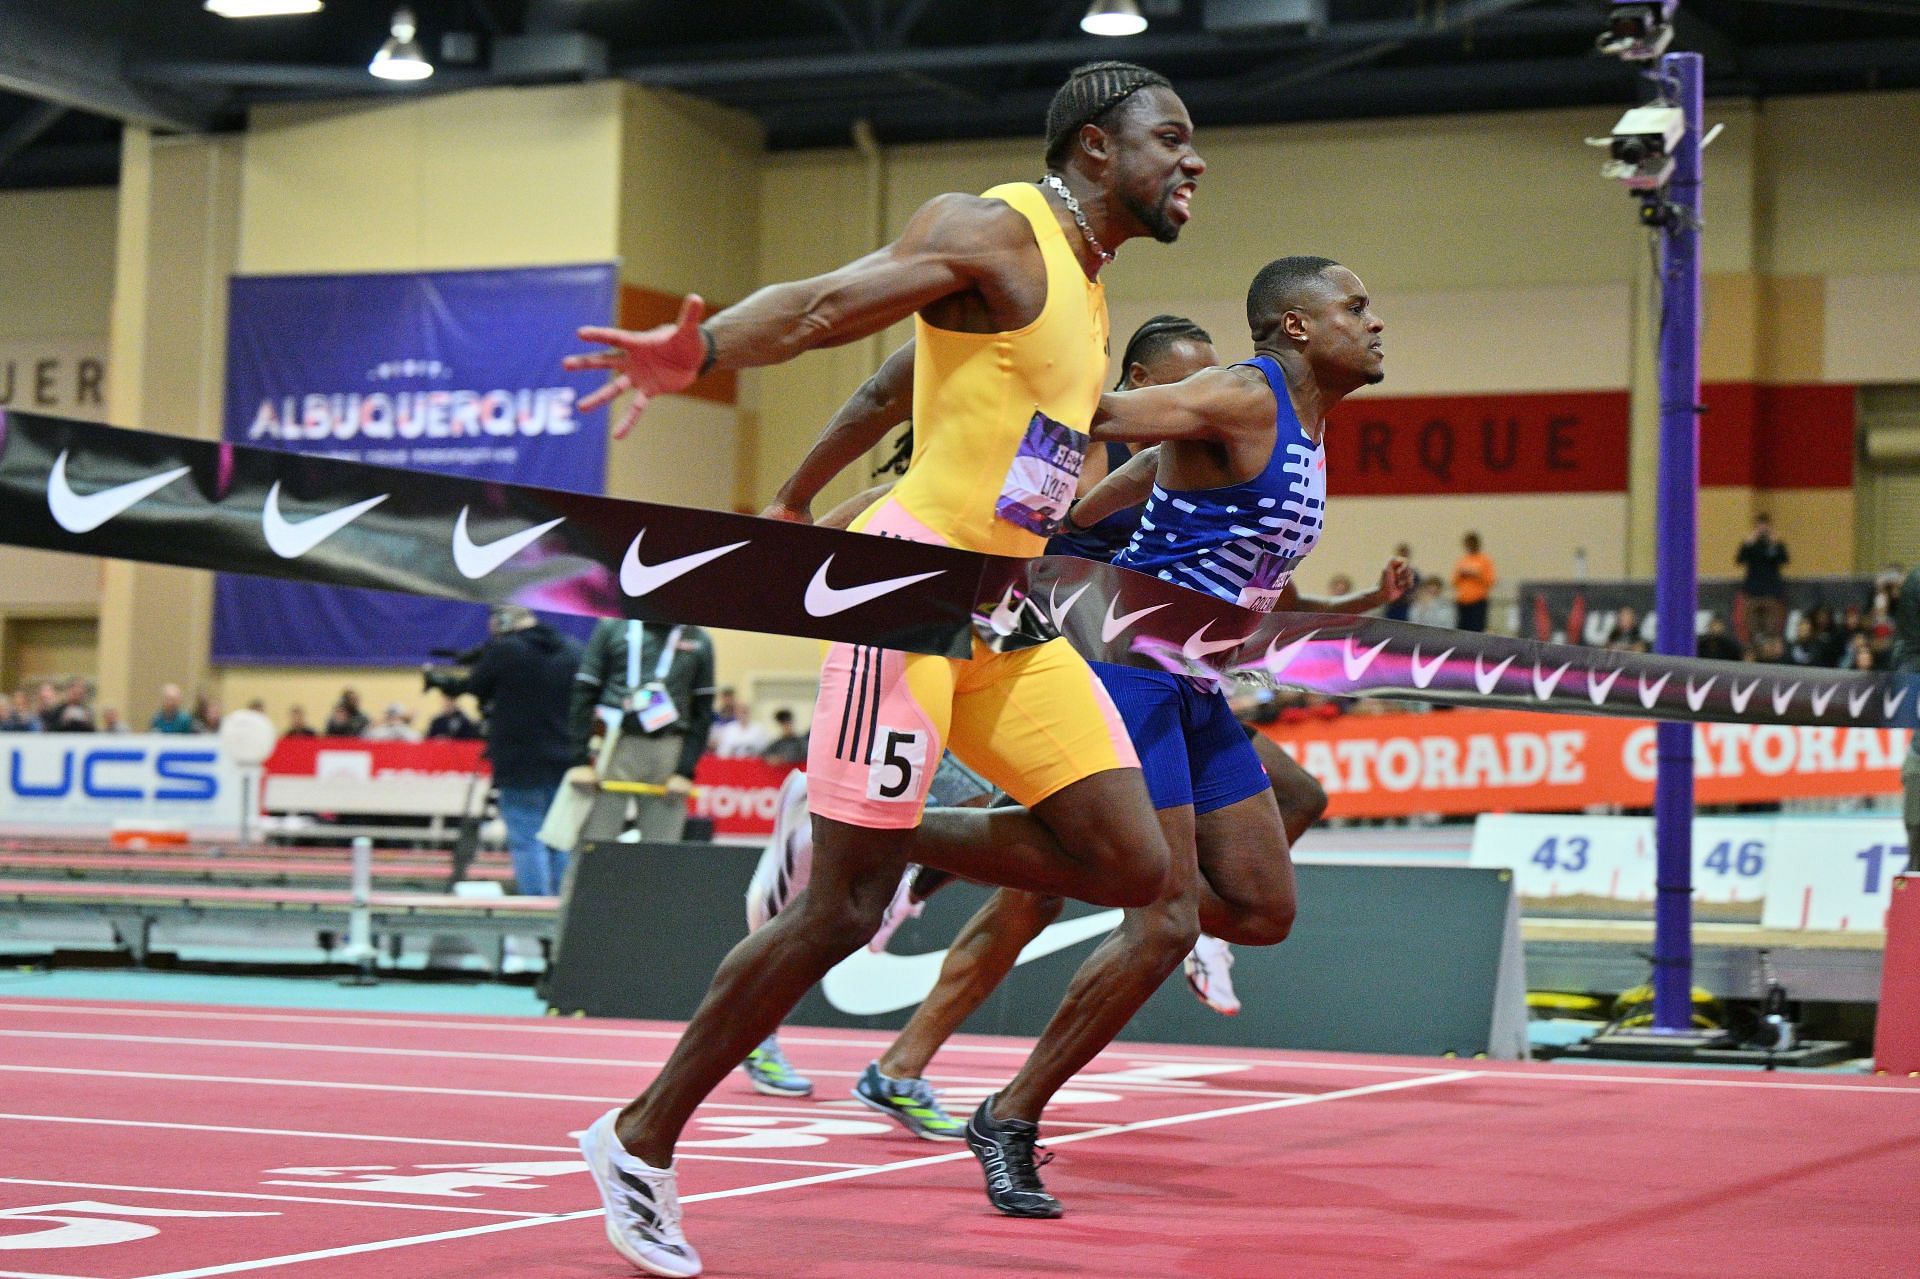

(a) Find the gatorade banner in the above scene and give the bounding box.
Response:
[1260,709,1911,819]
[1,410,1915,731]
[212,264,617,665]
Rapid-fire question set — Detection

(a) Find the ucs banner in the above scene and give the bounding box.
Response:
[213,264,617,665]
[0,733,243,838]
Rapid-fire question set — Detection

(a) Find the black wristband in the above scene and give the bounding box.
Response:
[697,325,718,378]
[1063,499,1088,531]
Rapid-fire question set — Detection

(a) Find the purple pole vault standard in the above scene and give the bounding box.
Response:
[1652,51,1705,1032]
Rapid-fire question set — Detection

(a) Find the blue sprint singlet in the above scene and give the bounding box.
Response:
[1113,354,1326,610]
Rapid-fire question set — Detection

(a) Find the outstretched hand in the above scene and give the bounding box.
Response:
[565,294,708,439]
[1378,556,1415,604]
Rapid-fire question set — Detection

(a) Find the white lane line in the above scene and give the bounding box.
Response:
[0,1032,1316,1100]
[1499,1069,1920,1096]
[0,1001,1419,1072]
[124,1068,1479,1279]
[0,1178,547,1219]
[0,1066,1150,1125]
[0,1269,105,1279]
[0,1115,874,1170]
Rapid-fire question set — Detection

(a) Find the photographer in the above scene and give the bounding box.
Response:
[562,618,717,845]
[1894,566,1919,873]
[425,606,582,896]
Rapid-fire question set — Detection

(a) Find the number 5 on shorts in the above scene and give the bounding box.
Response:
[866,729,927,802]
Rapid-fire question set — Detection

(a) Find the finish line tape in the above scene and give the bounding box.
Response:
[3,410,1912,732]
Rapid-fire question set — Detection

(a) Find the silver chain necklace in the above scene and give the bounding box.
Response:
[1040,173,1113,268]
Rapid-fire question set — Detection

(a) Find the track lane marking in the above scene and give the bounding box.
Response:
[0,1179,549,1219]
[0,1002,1432,1072]
[121,1069,1479,1279]
[0,1115,875,1170]
[0,1032,1318,1099]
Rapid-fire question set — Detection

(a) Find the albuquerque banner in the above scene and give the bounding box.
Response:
[213,264,616,665]
[1262,709,1912,819]
[1,410,1915,732]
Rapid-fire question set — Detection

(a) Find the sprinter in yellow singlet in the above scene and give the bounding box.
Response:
[563,61,1203,1276]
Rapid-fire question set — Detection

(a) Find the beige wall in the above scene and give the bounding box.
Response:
[10,86,1920,724]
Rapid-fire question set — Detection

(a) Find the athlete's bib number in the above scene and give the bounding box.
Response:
[996,409,1089,536]
[867,729,928,802]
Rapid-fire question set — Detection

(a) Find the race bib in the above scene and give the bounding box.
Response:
[1237,587,1283,612]
[995,409,1089,536]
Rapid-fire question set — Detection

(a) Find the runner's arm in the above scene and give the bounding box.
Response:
[1065,446,1159,531]
[1089,366,1271,444]
[763,340,914,523]
[1276,556,1413,615]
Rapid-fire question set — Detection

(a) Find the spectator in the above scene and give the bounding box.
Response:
[33,681,59,730]
[1408,577,1454,629]
[1892,567,1918,872]
[712,704,772,758]
[1452,532,1496,632]
[1787,616,1821,666]
[1,691,37,732]
[1607,605,1644,650]
[1805,606,1847,667]
[1696,615,1743,663]
[1735,513,1790,642]
[98,707,124,733]
[1326,572,1354,598]
[325,689,369,737]
[711,687,741,729]
[426,606,583,897]
[1750,634,1788,665]
[1383,542,1418,622]
[1841,634,1880,673]
[761,709,808,766]
[191,694,221,733]
[563,618,717,846]
[150,683,196,734]
[284,705,317,738]
[45,677,95,732]
[426,691,482,740]
[366,703,421,743]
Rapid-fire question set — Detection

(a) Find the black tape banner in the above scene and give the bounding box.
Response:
[3,410,1914,732]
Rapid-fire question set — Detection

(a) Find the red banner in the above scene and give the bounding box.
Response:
[1325,391,1629,495]
[692,755,800,840]
[265,736,488,778]
[1261,710,1910,819]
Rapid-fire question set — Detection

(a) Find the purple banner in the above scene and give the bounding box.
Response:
[212,264,616,664]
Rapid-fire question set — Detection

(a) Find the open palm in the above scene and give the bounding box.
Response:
[564,294,707,438]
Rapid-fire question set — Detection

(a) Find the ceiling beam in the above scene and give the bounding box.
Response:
[0,1,213,131]
[0,101,67,175]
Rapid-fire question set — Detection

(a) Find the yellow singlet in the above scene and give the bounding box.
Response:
[852,181,1110,557]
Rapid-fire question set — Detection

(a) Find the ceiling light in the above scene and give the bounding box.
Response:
[205,0,324,15]
[1081,0,1148,36]
[370,7,434,81]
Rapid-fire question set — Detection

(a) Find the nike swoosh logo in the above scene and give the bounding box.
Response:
[1341,636,1392,683]
[986,585,1021,636]
[1770,682,1801,716]
[1182,620,1251,662]
[1587,667,1624,706]
[451,507,565,580]
[803,555,945,617]
[1809,683,1839,717]
[1473,654,1516,696]
[1729,679,1760,715]
[1884,686,1909,721]
[262,482,389,559]
[1408,644,1454,689]
[1637,672,1671,709]
[1685,675,1718,713]
[621,529,749,597]
[1532,661,1572,702]
[1048,580,1092,630]
[822,909,1123,1016]
[1101,598,1171,645]
[1254,631,1316,677]
[1847,685,1874,719]
[47,450,192,533]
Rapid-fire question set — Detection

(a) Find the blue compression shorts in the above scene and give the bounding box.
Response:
[1089,662,1271,815]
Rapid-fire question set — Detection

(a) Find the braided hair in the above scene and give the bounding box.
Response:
[1114,314,1212,389]
[1045,61,1173,169]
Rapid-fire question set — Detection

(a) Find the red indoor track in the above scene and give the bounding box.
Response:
[0,999,1916,1279]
